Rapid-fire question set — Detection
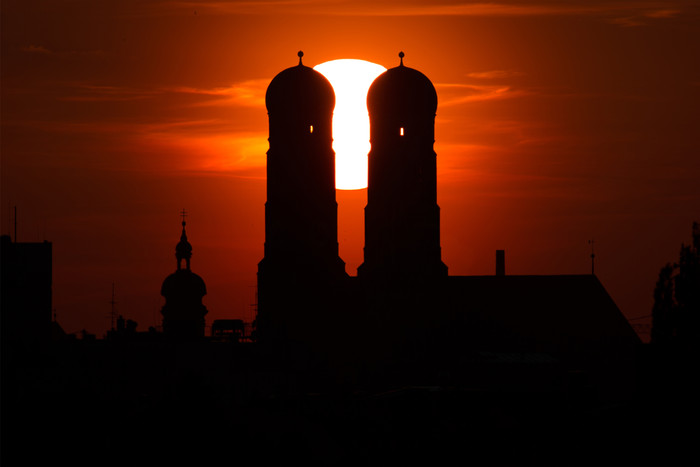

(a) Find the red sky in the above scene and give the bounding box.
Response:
[2,1,699,340]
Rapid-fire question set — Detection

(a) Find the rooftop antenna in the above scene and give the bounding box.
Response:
[588,239,596,275]
[109,282,118,331]
[14,206,17,243]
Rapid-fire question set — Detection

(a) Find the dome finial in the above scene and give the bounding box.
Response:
[176,209,193,271]
[180,208,187,228]
[298,50,304,65]
[399,51,405,66]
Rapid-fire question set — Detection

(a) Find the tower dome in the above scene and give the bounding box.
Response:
[367,52,437,117]
[161,212,208,340]
[266,51,335,116]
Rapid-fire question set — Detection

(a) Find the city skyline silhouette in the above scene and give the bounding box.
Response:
[2,2,699,340]
[2,4,700,464]
[2,44,699,467]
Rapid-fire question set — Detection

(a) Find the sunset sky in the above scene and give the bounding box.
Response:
[2,1,699,339]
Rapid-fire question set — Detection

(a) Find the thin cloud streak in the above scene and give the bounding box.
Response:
[466,70,525,80]
[168,79,268,107]
[131,130,268,178]
[160,0,693,21]
[437,83,527,105]
[59,86,158,102]
[20,44,52,54]
[52,80,267,107]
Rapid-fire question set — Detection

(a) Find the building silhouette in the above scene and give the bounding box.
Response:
[256,51,347,351]
[360,51,447,282]
[160,215,208,339]
[258,52,640,394]
[0,234,53,346]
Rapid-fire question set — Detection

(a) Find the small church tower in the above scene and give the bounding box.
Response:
[359,52,447,282]
[160,211,208,340]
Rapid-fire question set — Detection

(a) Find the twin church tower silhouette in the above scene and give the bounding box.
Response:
[262,50,445,282]
[257,51,450,359]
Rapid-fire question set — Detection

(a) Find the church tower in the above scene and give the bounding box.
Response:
[359,52,447,282]
[257,52,347,345]
[161,212,208,340]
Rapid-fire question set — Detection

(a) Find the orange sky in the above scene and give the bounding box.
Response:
[2,1,699,340]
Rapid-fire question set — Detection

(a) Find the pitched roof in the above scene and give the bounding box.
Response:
[443,274,641,353]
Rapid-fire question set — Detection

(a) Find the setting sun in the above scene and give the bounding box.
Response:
[314,59,386,190]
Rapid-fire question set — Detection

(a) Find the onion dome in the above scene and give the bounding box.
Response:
[161,269,207,301]
[265,51,335,115]
[367,51,437,116]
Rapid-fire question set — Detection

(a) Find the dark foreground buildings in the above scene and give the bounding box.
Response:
[2,53,697,467]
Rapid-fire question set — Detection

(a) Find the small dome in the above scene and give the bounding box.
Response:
[161,269,207,299]
[367,53,437,116]
[266,51,335,115]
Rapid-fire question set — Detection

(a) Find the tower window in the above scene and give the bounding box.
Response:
[309,125,314,133]
[399,127,405,136]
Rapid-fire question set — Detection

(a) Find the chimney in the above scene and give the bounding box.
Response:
[496,250,505,276]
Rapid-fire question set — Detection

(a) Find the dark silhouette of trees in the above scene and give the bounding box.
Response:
[651,222,700,348]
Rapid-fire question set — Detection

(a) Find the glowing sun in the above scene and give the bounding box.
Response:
[314,59,386,190]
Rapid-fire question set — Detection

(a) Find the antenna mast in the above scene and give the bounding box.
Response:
[588,239,596,275]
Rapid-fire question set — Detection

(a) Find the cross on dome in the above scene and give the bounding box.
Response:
[175,210,193,271]
[180,208,188,226]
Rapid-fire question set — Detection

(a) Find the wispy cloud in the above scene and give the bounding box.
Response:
[135,129,268,175]
[55,79,268,107]
[58,84,159,102]
[644,9,682,19]
[159,0,692,23]
[607,16,647,27]
[21,44,52,54]
[167,79,268,107]
[606,7,683,26]
[437,83,527,105]
[466,70,525,80]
